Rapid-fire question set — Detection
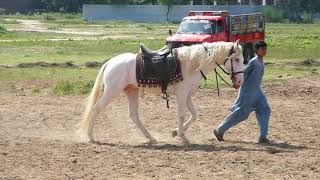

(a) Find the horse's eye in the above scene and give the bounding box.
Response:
[235,59,240,63]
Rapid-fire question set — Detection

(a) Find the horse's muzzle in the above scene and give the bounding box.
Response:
[233,84,240,89]
[231,77,240,89]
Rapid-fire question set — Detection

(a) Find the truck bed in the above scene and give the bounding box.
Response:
[229,13,265,42]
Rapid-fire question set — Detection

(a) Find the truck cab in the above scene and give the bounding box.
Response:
[166,11,265,63]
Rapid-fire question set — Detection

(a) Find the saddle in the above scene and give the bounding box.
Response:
[136,44,183,107]
[140,44,171,58]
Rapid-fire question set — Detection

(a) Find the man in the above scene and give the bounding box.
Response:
[213,41,271,143]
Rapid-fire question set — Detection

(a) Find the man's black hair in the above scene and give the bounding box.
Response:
[254,41,267,51]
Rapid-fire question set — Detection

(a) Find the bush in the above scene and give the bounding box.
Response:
[47,25,61,30]
[302,12,314,23]
[52,81,75,96]
[39,13,85,24]
[0,25,7,33]
[0,19,19,24]
[0,8,6,14]
[51,80,94,96]
[62,13,81,19]
[76,80,94,94]
[263,6,285,23]
[140,24,155,30]
[31,85,41,93]
[8,82,18,93]
[42,13,56,21]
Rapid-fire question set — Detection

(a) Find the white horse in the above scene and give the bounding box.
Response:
[77,40,245,145]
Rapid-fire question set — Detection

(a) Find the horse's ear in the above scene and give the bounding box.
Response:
[234,39,240,51]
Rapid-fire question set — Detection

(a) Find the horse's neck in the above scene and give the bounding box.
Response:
[200,44,230,75]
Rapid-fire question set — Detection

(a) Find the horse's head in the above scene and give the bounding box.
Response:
[223,40,245,89]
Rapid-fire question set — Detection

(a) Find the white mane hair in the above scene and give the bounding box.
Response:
[177,41,242,72]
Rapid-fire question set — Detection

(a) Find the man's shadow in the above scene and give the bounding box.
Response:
[227,140,308,150]
[219,140,309,154]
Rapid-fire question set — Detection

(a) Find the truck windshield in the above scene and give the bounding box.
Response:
[177,19,215,34]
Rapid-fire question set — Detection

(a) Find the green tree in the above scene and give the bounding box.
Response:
[109,0,131,4]
[277,0,319,22]
[215,0,239,5]
[85,0,132,4]
[158,0,186,5]
[135,0,159,5]
[42,0,83,12]
[86,0,109,4]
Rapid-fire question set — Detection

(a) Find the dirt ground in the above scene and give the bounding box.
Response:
[0,75,320,179]
[12,20,106,35]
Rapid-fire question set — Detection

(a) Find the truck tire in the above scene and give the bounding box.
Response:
[243,45,254,64]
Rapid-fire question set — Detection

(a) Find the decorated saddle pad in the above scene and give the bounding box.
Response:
[136,49,183,91]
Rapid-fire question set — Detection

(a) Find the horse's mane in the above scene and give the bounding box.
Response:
[177,42,238,72]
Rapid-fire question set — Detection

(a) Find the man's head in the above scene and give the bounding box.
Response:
[254,41,267,58]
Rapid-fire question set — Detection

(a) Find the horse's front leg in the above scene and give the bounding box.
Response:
[175,91,190,145]
[183,95,198,130]
[173,73,201,138]
[172,94,198,137]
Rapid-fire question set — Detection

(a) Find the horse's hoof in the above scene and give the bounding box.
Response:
[81,136,95,144]
[172,129,178,137]
[182,138,190,146]
[79,136,94,144]
[149,138,158,144]
[183,141,190,146]
[143,139,157,145]
[88,139,96,144]
[76,129,95,143]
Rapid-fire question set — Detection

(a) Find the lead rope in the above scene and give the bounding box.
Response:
[215,69,232,87]
[200,44,236,97]
[164,90,169,108]
[214,67,234,97]
[199,70,207,89]
[140,88,145,98]
[215,69,220,97]
[199,69,231,97]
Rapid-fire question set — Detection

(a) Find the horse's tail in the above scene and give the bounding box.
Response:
[79,62,108,136]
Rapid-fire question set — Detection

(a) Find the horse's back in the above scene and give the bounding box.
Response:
[102,53,137,86]
[107,53,136,64]
[104,53,136,70]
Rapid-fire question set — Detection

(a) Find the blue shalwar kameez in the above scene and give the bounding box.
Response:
[217,56,271,139]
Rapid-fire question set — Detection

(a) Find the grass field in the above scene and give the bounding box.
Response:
[0,13,319,95]
[1,14,319,65]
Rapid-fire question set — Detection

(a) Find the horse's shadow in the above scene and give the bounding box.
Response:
[135,143,262,153]
[96,140,308,153]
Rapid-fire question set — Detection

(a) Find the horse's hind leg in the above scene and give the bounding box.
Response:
[79,87,119,143]
[125,87,157,144]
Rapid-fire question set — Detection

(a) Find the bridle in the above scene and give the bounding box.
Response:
[201,44,244,96]
[216,47,244,79]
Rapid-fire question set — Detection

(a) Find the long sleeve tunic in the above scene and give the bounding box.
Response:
[217,56,271,139]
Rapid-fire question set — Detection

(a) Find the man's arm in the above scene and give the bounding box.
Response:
[244,60,255,80]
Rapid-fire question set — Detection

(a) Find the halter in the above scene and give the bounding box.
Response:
[200,44,244,96]
[216,47,244,79]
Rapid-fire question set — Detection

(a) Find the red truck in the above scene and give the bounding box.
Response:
[166,11,265,63]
